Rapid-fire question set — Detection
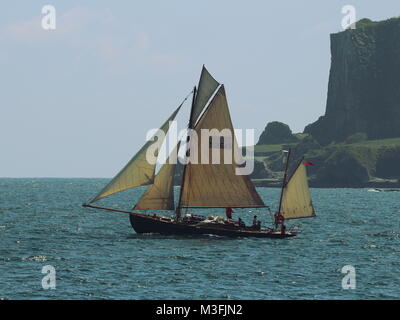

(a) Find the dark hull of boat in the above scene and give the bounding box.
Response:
[129,213,296,238]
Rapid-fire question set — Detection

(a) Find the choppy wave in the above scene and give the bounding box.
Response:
[0,178,399,299]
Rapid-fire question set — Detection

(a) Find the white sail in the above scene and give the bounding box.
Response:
[281,162,315,219]
[179,85,265,208]
[133,144,180,210]
[89,106,181,202]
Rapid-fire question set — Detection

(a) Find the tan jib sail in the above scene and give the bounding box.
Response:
[179,85,265,208]
[191,65,220,126]
[133,143,180,210]
[89,106,181,203]
[281,162,315,219]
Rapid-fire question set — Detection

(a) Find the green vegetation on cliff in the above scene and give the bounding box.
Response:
[250,17,400,187]
[257,121,298,145]
[252,136,400,188]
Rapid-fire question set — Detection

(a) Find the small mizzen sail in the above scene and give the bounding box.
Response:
[280,161,315,219]
[190,65,220,126]
[179,85,265,208]
[133,143,180,210]
[89,106,181,203]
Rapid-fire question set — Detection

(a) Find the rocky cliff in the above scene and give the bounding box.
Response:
[304,18,400,145]
[257,121,298,145]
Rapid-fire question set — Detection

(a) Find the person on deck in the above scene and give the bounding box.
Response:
[238,218,245,227]
[225,207,234,219]
[281,223,286,235]
[252,215,261,230]
[274,212,285,230]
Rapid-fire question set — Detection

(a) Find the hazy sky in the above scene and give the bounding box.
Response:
[1,1,399,177]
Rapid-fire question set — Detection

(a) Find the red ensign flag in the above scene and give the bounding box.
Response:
[303,161,315,166]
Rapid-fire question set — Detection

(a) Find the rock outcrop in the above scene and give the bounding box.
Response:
[304,17,400,145]
[257,121,298,145]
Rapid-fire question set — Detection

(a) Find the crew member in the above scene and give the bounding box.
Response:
[252,215,261,230]
[226,207,234,219]
[274,212,285,230]
[281,223,286,235]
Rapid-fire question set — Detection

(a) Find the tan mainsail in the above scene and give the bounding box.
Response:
[90,106,181,203]
[281,162,315,219]
[191,66,220,126]
[179,86,265,208]
[133,144,180,210]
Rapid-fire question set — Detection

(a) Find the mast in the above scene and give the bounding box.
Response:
[278,148,291,213]
[176,86,197,219]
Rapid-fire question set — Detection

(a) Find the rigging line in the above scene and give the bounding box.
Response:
[182,86,221,214]
[278,148,291,214]
[176,86,197,219]
[266,206,274,227]
[174,89,195,149]
[178,88,195,109]
[192,84,222,128]
[185,154,192,216]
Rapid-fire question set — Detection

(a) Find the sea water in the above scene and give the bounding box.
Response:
[0,178,399,299]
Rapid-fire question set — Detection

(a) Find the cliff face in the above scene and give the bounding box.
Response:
[304,18,400,145]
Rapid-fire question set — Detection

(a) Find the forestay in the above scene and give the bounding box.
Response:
[90,106,181,202]
[133,143,180,210]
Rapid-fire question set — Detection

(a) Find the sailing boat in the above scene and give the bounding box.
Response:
[83,66,315,238]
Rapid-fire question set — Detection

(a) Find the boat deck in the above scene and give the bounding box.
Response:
[129,212,296,238]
